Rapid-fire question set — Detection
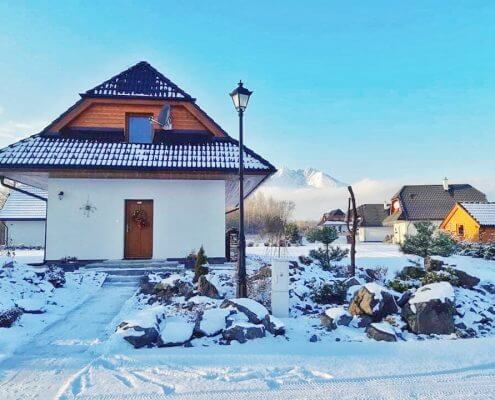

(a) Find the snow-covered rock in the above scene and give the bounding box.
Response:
[159,317,194,347]
[197,275,221,299]
[117,306,165,349]
[222,322,265,343]
[194,308,231,337]
[348,283,398,321]
[154,274,194,300]
[15,298,46,314]
[366,322,397,342]
[262,314,285,336]
[402,282,456,335]
[321,307,352,330]
[221,298,269,324]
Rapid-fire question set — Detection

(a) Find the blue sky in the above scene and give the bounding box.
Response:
[0,0,494,187]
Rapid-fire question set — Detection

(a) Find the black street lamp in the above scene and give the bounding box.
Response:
[230,81,252,298]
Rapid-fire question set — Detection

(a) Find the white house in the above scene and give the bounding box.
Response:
[0,62,275,262]
[0,184,46,247]
[355,204,392,242]
[382,179,487,244]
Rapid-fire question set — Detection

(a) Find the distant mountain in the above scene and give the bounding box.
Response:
[264,166,347,190]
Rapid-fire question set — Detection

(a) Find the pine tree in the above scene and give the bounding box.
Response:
[307,226,343,269]
[193,246,209,283]
[284,222,302,244]
[400,222,456,270]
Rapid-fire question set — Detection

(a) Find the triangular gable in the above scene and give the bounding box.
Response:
[83,61,193,100]
[440,203,480,229]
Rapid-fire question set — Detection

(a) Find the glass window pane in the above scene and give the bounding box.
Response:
[128,116,152,143]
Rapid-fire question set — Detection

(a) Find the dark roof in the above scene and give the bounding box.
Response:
[82,61,194,100]
[318,208,346,225]
[391,184,487,221]
[356,204,388,227]
[0,134,275,173]
[0,184,46,220]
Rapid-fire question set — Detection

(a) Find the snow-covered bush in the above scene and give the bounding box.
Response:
[311,281,347,305]
[44,265,66,288]
[421,268,459,286]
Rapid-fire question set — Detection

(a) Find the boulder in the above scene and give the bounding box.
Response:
[262,314,285,336]
[320,307,353,331]
[159,318,194,347]
[348,283,398,321]
[222,322,265,343]
[353,315,373,328]
[366,322,397,342]
[154,274,194,301]
[0,307,23,328]
[450,268,480,289]
[397,290,414,308]
[220,298,269,324]
[197,275,221,299]
[401,282,455,335]
[15,298,46,314]
[121,326,159,349]
[194,308,231,337]
[309,334,319,342]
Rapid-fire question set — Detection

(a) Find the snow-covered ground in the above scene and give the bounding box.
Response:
[1,243,494,399]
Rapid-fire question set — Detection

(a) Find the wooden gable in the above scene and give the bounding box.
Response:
[46,98,226,137]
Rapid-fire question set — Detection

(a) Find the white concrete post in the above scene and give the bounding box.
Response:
[271,258,289,318]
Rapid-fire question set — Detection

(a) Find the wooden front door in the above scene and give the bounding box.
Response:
[124,200,153,259]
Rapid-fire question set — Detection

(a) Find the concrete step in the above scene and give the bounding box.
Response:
[82,259,181,269]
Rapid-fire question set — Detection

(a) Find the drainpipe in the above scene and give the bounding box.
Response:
[0,176,48,263]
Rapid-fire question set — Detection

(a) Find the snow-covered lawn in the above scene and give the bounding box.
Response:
[1,243,495,399]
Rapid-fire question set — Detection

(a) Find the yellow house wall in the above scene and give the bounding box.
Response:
[441,206,480,241]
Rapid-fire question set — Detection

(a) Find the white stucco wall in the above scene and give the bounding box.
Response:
[358,226,392,242]
[45,178,226,260]
[4,220,45,247]
[392,221,442,244]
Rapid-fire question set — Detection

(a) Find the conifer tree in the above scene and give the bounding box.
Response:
[193,246,209,283]
[400,222,456,271]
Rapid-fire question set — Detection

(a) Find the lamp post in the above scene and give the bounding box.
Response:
[230,81,252,298]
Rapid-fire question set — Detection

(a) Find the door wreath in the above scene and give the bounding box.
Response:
[131,208,148,228]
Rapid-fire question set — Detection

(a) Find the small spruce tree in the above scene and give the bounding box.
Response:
[400,222,456,271]
[193,246,209,283]
[307,226,347,269]
[284,222,302,245]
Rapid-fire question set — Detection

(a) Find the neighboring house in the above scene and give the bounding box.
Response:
[440,202,495,243]
[318,208,347,234]
[0,184,46,247]
[356,204,392,242]
[0,61,275,262]
[383,179,487,244]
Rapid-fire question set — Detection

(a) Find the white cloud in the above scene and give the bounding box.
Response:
[0,120,46,145]
[259,178,402,220]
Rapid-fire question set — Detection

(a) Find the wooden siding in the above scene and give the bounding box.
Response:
[440,204,480,242]
[68,103,206,131]
[47,98,227,137]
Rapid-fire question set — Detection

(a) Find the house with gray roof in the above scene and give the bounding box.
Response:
[356,204,392,242]
[0,184,47,247]
[383,178,487,244]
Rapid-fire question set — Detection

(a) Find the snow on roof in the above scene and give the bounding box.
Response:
[460,202,495,226]
[409,282,454,313]
[0,184,46,220]
[0,135,273,172]
[84,61,193,100]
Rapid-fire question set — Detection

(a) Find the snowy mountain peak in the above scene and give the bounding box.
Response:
[266,166,346,189]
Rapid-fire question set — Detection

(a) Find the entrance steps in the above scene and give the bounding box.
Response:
[78,259,185,287]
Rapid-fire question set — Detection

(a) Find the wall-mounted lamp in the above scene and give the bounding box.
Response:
[58,191,64,200]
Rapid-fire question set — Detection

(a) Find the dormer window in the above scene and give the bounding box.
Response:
[127,114,153,144]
